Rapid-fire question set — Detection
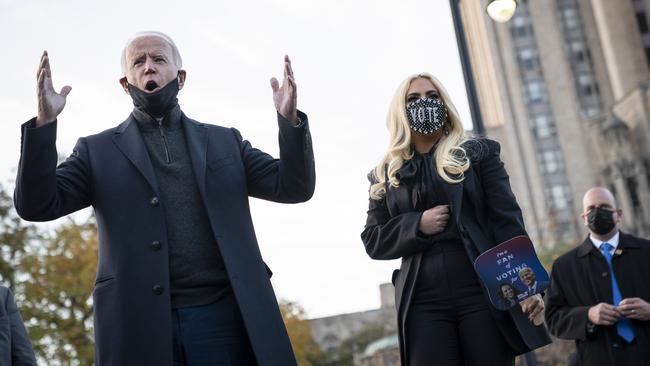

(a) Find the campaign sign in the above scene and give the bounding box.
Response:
[473,236,550,310]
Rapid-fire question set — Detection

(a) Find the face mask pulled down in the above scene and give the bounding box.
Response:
[406,98,447,135]
[587,207,617,235]
[127,78,179,118]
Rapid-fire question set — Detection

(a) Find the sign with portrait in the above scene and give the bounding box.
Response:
[473,236,550,310]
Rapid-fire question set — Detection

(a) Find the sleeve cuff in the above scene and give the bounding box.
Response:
[277,110,308,128]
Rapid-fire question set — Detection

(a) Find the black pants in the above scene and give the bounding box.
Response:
[407,242,514,366]
[172,293,257,366]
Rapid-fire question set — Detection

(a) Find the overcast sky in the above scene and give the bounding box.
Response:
[0,0,474,318]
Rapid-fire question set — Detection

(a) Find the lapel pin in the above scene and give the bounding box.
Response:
[615,249,623,256]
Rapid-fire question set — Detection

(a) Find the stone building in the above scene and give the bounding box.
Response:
[309,283,397,353]
[458,0,650,247]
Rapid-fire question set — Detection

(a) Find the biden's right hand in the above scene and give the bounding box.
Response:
[36,51,71,127]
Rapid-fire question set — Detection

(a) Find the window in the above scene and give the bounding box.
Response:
[526,81,545,103]
[544,151,558,173]
[533,115,552,138]
[562,7,579,29]
[570,41,585,63]
[551,185,569,210]
[577,74,594,97]
[540,149,564,174]
[511,15,531,38]
[518,49,538,71]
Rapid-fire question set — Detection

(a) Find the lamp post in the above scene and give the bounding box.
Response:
[449,0,517,136]
[448,1,539,366]
[449,0,486,136]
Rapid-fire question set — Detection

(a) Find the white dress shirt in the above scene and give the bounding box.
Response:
[589,231,620,255]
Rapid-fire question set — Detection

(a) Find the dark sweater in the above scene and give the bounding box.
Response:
[133,105,230,308]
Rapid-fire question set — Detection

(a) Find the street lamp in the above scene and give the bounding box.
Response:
[449,0,486,136]
[449,5,540,366]
[487,0,518,23]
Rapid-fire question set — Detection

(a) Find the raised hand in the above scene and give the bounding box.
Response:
[270,55,298,125]
[36,51,71,127]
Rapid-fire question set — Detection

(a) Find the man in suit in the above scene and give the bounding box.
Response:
[14,31,315,365]
[517,267,548,297]
[0,285,37,366]
[546,187,650,366]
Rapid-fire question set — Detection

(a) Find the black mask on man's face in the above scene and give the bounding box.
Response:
[587,207,617,235]
[127,77,179,118]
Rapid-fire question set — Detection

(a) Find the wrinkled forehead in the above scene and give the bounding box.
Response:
[126,36,173,60]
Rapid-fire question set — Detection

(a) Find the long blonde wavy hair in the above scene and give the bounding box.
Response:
[370,73,470,200]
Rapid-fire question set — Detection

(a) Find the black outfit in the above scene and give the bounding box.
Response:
[546,232,650,366]
[133,106,230,309]
[0,286,37,366]
[407,150,512,365]
[15,106,315,365]
[361,139,551,366]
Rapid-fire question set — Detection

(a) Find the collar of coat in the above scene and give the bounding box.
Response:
[576,231,641,257]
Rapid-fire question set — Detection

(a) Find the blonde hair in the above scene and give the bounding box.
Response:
[370,73,470,200]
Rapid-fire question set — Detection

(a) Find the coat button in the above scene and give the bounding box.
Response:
[152,285,163,295]
[151,241,161,251]
[151,197,159,206]
[601,272,608,277]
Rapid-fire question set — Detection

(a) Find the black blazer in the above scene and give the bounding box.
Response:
[0,286,37,366]
[546,232,650,366]
[361,139,551,364]
[14,111,315,366]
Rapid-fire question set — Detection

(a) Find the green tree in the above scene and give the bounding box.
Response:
[537,239,580,273]
[280,300,323,366]
[19,218,98,365]
[0,184,37,291]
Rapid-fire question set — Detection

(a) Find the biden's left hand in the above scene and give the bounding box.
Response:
[271,55,299,125]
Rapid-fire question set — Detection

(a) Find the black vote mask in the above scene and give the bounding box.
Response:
[405,98,447,134]
[127,77,179,118]
[587,207,617,235]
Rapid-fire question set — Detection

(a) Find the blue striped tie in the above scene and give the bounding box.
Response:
[600,243,635,342]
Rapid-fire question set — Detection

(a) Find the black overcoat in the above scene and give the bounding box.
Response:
[14,111,315,366]
[0,286,36,366]
[546,232,650,366]
[361,139,551,364]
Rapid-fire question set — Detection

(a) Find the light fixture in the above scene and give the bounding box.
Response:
[486,0,517,23]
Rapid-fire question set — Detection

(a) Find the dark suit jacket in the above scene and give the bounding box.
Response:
[361,139,550,364]
[14,111,315,366]
[546,232,650,366]
[0,286,37,366]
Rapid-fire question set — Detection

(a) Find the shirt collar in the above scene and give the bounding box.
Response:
[589,231,620,253]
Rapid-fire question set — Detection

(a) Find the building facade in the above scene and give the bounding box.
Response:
[460,0,650,247]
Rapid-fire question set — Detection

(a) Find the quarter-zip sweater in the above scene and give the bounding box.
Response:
[133,105,230,308]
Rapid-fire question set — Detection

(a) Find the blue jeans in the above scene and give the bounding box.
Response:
[172,293,257,366]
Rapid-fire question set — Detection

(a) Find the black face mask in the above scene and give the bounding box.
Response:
[587,207,617,235]
[127,77,179,118]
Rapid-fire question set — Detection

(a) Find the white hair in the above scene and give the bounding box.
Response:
[120,31,183,75]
